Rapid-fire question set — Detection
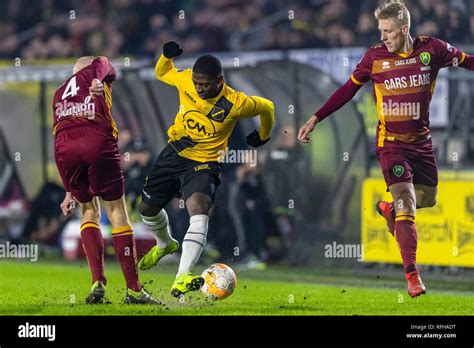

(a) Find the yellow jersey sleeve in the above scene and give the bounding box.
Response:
[154,54,188,87]
[237,94,275,140]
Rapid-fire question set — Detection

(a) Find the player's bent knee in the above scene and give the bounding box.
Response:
[139,201,161,217]
[82,212,100,225]
[186,196,212,216]
[423,197,437,208]
[80,203,101,224]
[102,197,132,228]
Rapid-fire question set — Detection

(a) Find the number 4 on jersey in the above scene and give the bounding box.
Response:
[62,76,80,100]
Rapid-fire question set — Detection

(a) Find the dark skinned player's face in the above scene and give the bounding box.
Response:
[192,72,223,100]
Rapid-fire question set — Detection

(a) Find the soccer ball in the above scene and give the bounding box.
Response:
[201,263,237,300]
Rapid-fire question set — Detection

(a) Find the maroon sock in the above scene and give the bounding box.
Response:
[80,223,106,285]
[394,216,418,274]
[111,225,141,292]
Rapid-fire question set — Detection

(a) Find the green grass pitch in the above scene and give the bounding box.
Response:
[0,260,472,315]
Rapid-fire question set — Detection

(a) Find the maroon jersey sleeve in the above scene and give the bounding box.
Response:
[431,37,466,69]
[350,49,373,86]
[313,79,362,121]
[312,49,372,121]
[460,54,474,70]
[91,57,116,82]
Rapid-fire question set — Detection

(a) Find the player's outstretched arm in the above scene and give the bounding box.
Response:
[154,41,184,86]
[298,78,362,144]
[298,115,318,144]
[459,54,474,70]
[241,96,274,147]
[432,38,474,71]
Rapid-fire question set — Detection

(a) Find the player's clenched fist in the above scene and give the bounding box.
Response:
[163,41,183,58]
[60,192,76,216]
[246,130,270,148]
[89,78,103,99]
[298,115,319,143]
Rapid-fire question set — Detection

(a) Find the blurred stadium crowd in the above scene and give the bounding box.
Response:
[0,0,473,59]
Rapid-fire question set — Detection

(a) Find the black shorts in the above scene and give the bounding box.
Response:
[141,144,222,207]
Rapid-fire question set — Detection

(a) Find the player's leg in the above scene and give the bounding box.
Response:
[171,166,220,297]
[137,150,181,270]
[137,200,179,270]
[375,148,425,297]
[389,182,417,274]
[395,142,437,296]
[54,132,108,303]
[89,135,159,304]
[377,184,437,234]
[170,192,212,297]
[79,196,107,304]
[102,196,159,304]
[375,147,429,235]
[389,182,426,298]
[139,194,175,253]
[178,192,213,276]
[374,149,398,235]
[413,139,439,210]
[102,196,139,292]
[415,184,437,208]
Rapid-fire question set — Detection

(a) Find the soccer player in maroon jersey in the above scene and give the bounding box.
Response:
[53,56,159,304]
[298,0,474,298]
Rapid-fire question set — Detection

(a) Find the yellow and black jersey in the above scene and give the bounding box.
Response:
[155,54,274,162]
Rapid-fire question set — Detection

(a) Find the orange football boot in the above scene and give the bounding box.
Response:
[376,201,395,236]
[406,271,426,298]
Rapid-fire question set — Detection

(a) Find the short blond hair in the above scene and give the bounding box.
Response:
[374,0,411,27]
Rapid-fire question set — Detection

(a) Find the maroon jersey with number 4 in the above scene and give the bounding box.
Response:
[53,57,124,202]
[52,57,118,138]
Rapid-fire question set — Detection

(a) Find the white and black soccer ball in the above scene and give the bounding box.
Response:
[201,263,237,300]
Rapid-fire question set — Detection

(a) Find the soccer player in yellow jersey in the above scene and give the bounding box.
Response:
[137,41,275,297]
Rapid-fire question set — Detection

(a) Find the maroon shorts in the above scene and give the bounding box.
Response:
[54,126,124,203]
[376,138,438,190]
